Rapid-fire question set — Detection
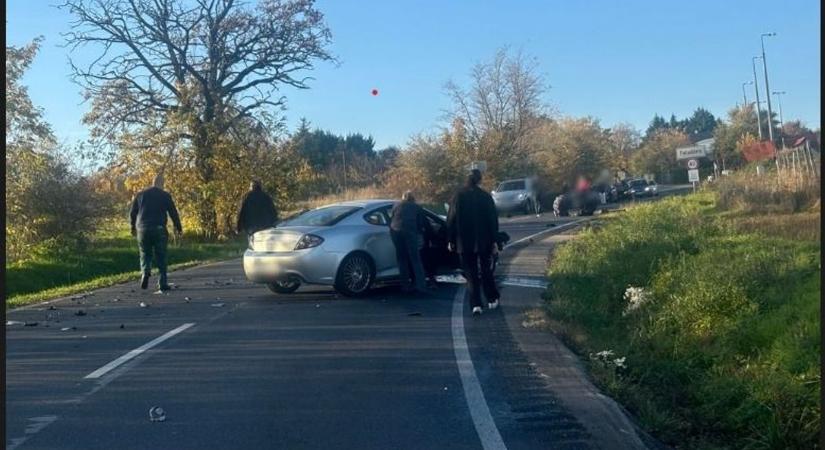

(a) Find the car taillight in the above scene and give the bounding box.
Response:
[294,234,324,250]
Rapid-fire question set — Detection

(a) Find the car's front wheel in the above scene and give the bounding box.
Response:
[335,252,375,297]
[267,276,301,294]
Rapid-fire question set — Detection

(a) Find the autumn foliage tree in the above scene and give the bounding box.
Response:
[61,0,334,236]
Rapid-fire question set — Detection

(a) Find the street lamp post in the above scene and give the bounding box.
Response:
[741,81,753,106]
[761,32,777,144]
[772,90,786,148]
[752,56,764,140]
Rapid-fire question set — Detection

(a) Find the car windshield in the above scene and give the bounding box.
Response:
[629,180,647,188]
[279,205,362,227]
[498,180,525,191]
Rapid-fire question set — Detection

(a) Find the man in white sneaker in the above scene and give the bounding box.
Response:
[447,169,501,316]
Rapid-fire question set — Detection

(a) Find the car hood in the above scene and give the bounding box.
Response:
[493,190,527,200]
[251,226,323,252]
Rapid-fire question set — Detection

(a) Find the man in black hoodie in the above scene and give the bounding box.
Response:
[237,180,278,236]
[130,173,183,291]
[447,169,501,316]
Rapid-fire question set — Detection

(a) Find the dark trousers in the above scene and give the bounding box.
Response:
[137,226,169,287]
[460,251,500,308]
[390,230,427,291]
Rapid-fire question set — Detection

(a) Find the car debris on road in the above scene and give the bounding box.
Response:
[149,406,167,422]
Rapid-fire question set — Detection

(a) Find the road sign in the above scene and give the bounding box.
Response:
[687,159,699,169]
[676,146,706,160]
[688,169,700,182]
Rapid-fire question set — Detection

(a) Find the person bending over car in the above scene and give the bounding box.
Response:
[390,191,434,295]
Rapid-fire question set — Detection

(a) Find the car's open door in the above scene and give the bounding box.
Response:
[421,211,460,275]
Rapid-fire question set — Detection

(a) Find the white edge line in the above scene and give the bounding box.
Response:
[452,287,508,450]
[84,323,195,379]
[503,219,585,250]
[499,282,547,289]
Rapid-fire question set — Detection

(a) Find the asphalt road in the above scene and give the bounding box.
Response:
[5,186,688,450]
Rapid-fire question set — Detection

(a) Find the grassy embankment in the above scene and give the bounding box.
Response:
[6,227,246,308]
[545,169,820,449]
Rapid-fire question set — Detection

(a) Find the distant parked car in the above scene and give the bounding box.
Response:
[492,177,541,215]
[626,178,657,198]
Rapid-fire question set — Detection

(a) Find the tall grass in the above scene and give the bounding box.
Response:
[546,192,821,449]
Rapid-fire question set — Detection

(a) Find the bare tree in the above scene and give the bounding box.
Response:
[443,47,551,159]
[61,0,334,234]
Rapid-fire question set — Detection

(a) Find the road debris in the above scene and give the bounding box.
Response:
[75,310,87,316]
[60,327,76,332]
[184,297,191,303]
[6,321,25,326]
[139,302,149,308]
[407,312,422,317]
[24,321,39,327]
[48,305,57,310]
[149,406,166,422]
[211,303,225,307]
[315,304,321,308]
[119,324,125,329]
[112,298,120,302]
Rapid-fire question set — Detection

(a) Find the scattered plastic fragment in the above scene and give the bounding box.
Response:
[149,406,166,422]
[112,298,120,302]
[315,304,321,308]
[60,327,76,332]
[184,297,191,303]
[48,305,57,310]
[24,321,39,327]
[119,324,125,329]
[407,312,422,317]
[139,302,148,308]
[6,321,25,326]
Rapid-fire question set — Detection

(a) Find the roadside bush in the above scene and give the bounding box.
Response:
[715,165,820,214]
[6,148,111,261]
[546,192,821,449]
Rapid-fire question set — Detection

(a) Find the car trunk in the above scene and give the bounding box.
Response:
[250,226,319,252]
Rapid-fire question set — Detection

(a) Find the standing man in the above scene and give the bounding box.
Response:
[447,169,500,316]
[130,173,182,291]
[237,180,278,236]
[390,191,432,294]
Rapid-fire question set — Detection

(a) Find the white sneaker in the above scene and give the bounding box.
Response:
[472,306,483,316]
[488,300,499,310]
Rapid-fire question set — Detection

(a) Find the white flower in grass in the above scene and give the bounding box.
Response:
[614,357,627,369]
[622,286,650,316]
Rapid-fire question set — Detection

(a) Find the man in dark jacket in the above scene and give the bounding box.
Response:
[390,191,433,294]
[237,180,278,236]
[130,173,182,291]
[447,169,501,315]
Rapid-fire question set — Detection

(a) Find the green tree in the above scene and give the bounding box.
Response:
[683,107,717,140]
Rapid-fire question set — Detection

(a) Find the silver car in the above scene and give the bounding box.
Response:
[243,200,460,297]
[491,177,541,215]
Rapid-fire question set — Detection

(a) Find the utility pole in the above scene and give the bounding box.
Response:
[741,81,752,106]
[752,56,764,140]
[772,91,786,148]
[761,32,777,144]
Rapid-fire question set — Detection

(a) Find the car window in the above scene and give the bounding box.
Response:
[498,180,525,191]
[364,206,391,226]
[280,205,362,227]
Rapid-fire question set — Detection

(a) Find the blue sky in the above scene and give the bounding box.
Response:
[7,0,821,150]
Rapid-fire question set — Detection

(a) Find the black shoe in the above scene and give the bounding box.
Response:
[158,284,171,292]
[140,273,150,290]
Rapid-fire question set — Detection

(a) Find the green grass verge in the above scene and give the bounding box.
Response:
[7,229,246,308]
[545,191,821,449]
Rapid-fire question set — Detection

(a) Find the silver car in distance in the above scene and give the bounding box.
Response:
[243,200,460,297]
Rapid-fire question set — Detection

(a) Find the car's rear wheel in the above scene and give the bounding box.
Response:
[335,252,375,297]
[267,276,301,294]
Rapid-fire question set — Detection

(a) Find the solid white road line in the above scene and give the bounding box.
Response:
[503,219,585,250]
[84,323,195,379]
[452,287,508,450]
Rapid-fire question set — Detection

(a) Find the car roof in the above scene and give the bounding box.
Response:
[318,199,396,209]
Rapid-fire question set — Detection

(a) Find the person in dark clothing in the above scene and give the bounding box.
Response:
[447,169,500,316]
[130,173,183,291]
[237,180,278,236]
[390,191,433,294]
